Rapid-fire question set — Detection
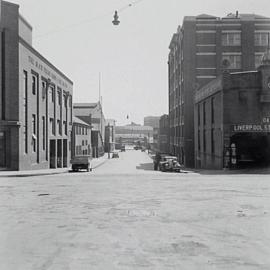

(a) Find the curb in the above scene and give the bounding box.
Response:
[0,158,109,178]
[92,158,109,170]
[0,170,69,178]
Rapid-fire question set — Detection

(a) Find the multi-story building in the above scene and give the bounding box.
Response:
[115,123,153,145]
[158,114,170,154]
[194,53,270,169]
[144,116,160,151]
[0,1,73,171]
[71,116,92,158]
[73,102,105,158]
[144,116,160,128]
[105,119,116,153]
[168,12,270,168]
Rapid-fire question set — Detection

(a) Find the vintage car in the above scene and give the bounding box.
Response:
[158,156,183,172]
[112,152,119,158]
[70,155,92,172]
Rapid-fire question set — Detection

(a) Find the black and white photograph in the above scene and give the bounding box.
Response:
[0,0,270,269]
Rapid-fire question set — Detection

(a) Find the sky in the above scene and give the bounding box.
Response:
[9,0,270,125]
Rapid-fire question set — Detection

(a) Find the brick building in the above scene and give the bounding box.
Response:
[0,1,73,170]
[158,114,170,154]
[71,116,92,158]
[73,102,105,158]
[168,12,270,168]
[104,119,116,153]
[194,54,270,169]
[115,123,153,145]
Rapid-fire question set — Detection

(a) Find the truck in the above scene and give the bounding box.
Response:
[70,155,92,172]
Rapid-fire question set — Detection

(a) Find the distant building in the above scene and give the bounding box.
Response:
[194,52,270,169]
[144,116,160,129]
[73,102,105,158]
[168,12,270,168]
[144,116,160,151]
[158,114,170,154]
[105,119,116,153]
[71,117,92,159]
[115,123,153,145]
[0,1,73,171]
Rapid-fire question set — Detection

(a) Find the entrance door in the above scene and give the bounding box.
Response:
[63,139,67,168]
[0,132,6,168]
[50,140,56,168]
[57,139,62,168]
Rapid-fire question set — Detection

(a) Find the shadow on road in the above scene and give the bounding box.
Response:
[194,166,270,175]
[136,163,154,171]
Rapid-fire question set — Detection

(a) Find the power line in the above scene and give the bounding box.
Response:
[34,0,146,40]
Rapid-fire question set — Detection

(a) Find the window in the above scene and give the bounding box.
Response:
[197,104,200,126]
[57,89,62,106]
[63,121,67,135]
[41,81,46,100]
[69,95,72,108]
[255,54,264,68]
[255,32,270,46]
[222,55,241,69]
[211,128,215,154]
[49,86,55,103]
[203,102,206,126]
[57,120,61,135]
[222,32,241,46]
[23,71,28,153]
[32,114,36,153]
[198,130,201,152]
[203,129,206,152]
[82,140,84,146]
[211,97,215,124]
[32,114,36,135]
[50,118,55,135]
[63,94,67,108]
[42,116,46,151]
[31,74,38,95]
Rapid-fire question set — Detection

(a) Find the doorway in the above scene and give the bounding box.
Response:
[50,140,56,168]
[231,133,270,168]
[0,132,6,168]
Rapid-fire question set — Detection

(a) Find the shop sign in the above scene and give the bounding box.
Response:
[232,124,270,132]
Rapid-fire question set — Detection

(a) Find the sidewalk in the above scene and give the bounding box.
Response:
[0,155,109,178]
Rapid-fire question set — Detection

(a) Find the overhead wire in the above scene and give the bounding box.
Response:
[34,0,146,40]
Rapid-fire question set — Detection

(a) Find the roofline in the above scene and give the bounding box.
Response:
[2,0,19,8]
[19,37,73,85]
[19,14,33,30]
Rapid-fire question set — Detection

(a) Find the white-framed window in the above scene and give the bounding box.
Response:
[49,86,55,103]
[255,53,264,68]
[31,73,38,95]
[255,32,270,46]
[222,32,241,46]
[222,54,241,69]
[32,114,36,153]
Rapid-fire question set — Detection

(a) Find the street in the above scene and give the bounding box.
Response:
[0,150,270,270]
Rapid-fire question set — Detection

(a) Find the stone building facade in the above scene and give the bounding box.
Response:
[0,1,73,170]
[71,116,92,159]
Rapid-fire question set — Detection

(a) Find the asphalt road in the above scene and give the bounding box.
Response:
[0,150,270,270]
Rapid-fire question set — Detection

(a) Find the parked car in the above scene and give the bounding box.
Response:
[112,152,119,158]
[158,156,183,172]
[70,156,92,172]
